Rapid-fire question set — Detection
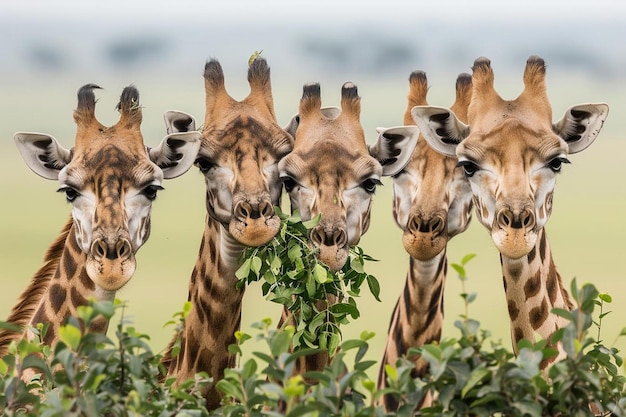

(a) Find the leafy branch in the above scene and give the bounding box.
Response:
[235,207,380,356]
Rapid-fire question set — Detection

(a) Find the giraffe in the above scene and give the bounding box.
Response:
[279,81,399,375]
[369,71,473,411]
[161,57,294,410]
[0,84,201,358]
[411,56,609,367]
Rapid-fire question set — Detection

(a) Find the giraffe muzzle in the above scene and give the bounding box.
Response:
[310,225,349,271]
[402,213,448,261]
[492,207,538,259]
[87,237,136,291]
[229,199,281,246]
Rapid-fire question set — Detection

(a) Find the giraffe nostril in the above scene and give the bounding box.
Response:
[116,239,131,259]
[521,210,535,230]
[498,209,513,228]
[310,227,325,246]
[407,216,421,234]
[92,239,108,259]
[332,229,348,248]
[258,201,274,219]
[234,201,252,219]
[429,216,445,234]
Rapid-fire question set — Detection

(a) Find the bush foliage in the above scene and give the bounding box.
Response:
[1,213,625,416]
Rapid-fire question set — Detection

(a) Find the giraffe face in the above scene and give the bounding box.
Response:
[456,123,567,259]
[400,72,473,261]
[58,141,165,290]
[196,116,293,245]
[280,83,382,271]
[196,58,293,246]
[15,85,201,291]
[393,143,473,261]
[412,56,609,260]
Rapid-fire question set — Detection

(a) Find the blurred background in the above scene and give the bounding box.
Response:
[1,0,625,378]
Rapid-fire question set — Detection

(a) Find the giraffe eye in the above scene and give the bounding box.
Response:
[142,184,164,201]
[547,157,570,173]
[58,186,80,203]
[361,178,382,194]
[195,157,215,173]
[457,160,480,178]
[280,176,297,193]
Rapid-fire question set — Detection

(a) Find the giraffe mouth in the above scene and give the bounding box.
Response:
[402,231,447,261]
[229,215,281,247]
[86,255,136,291]
[317,244,349,272]
[492,227,538,259]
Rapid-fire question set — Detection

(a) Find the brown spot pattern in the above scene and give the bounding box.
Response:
[529,297,549,330]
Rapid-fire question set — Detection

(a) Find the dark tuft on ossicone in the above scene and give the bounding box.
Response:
[76,84,101,112]
[204,59,225,87]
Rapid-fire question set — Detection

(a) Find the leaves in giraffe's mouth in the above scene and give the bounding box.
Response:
[235,206,380,356]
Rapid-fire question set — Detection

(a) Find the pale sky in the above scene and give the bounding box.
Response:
[4,0,626,22]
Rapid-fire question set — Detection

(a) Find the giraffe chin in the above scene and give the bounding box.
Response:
[318,245,348,272]
[229,216,281,247]
[402,232,447,261]
[492,228,538,260]
[86,257,135,292]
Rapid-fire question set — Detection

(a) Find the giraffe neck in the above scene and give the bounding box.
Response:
[0,217,113,356]
[29,223,113,346]
[501,228,573,365]
[377,251,447,409]
[167,214,246,410]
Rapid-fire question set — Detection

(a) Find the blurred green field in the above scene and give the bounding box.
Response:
[1,69,625,380]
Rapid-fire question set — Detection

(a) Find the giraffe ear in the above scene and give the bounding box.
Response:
[369,126,420,176]
[14,132,72,180]
[283,107,342,138]
[150,132,202,179]
[553,103,609,154]
[410,106,469,157]
[164,110,197,134]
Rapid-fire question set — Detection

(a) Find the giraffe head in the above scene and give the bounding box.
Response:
[14,84,201,291]
[279,82,383,271]
[188,58,293,246]
[370,72,473,261]
[412,56,609,259]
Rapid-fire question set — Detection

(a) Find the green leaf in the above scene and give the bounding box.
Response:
[350,256,365,274]
[366,275,381,302]
[313,263,329,284]
[242,358,258,379]
[59,324,82,351]
[248,50,263,66]
[599,293,612,303]
[330,303,360,320]
[216,379,244,401]
[461,253,476,265]
[235,258,252,280]
[450,263,466,278]
[251,256,263,276]
[302,213,321,229]
[461,367,490,398]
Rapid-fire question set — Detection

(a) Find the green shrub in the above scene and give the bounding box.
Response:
[0,301,211,416]
[1,210,624,416]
